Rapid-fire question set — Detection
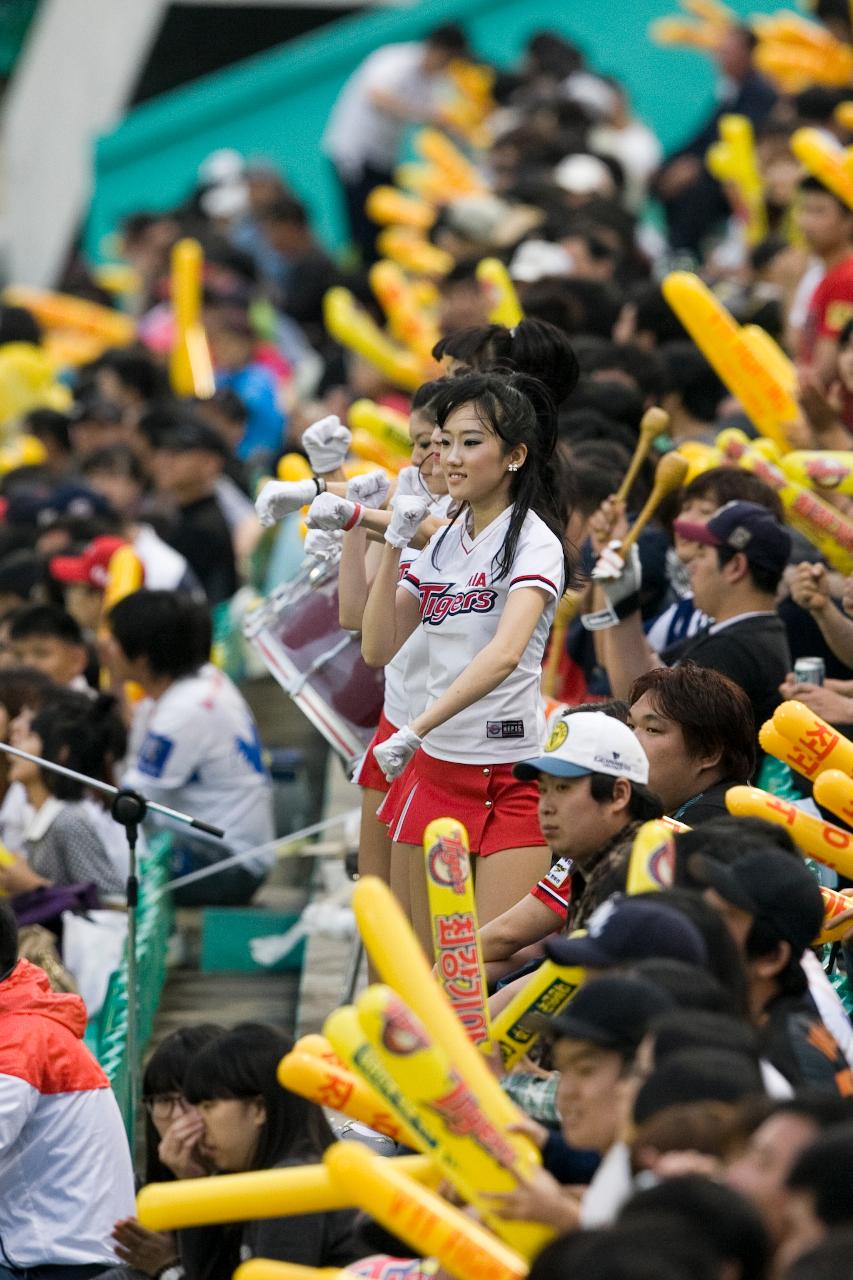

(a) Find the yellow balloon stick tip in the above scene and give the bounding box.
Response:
[726,784,853,882]
[489,961,585,1072]
[626,819,677,895]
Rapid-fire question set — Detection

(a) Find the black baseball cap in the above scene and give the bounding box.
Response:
[539,974,675,1053]
[545,896,709,969]
[673,500,791,576]
[688,848,825,953]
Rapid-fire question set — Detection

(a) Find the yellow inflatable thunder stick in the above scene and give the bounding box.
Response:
[783,452,853,495]
[137,1156,438,1232]
[3,284,135,348]
[759,721,826,783]
[169,238,215,398]
[773,700,853,780]
[357,986,553,1257]
[324,1142,527,1280]
[476,260,523,329]
[725,786,853,881]
[351,877,543,1165]
[814,769,853,828]
[489,962,585,1072]
[414,130,486,197]
[236,1265,340,1280]
[348,399,410,457]
[740,325,797,396]
[278,1050,408,1142]
[717,429,853,574]
[365,188,436,232]
[376,227,455,279]
[370,262,442,363]
[626,820,677,895]
[324,1004,445,1157]
[423,819,491,1047]
[816,884,853,944]
[706,116,767,245]
[323,288,427,393]
[650,0,734,52]
[755,31,853,95]
[662,273,798,448]
[791,129,853,210]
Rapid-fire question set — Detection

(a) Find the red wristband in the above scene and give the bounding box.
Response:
[343,503,363,532]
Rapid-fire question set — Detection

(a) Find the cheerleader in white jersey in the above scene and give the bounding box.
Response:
[361,371,572,953]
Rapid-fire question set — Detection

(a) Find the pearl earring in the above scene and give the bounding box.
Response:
[508,463,519,472]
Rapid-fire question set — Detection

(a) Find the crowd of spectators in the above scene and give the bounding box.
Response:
[4,6,853,1280]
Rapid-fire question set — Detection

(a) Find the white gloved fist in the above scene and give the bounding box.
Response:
[347,469,390,509]
[373,725,422,781]
[255,479,317,527]
[301,415,352,475]
[394,466,427,500]
[304,528,343,564]
[385,495,431,549]
[306,492,363,532]
[592,541,642,607]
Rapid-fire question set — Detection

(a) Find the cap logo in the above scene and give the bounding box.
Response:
[586,898,617,938]
[546,719,568,753]
[728,525,752,550]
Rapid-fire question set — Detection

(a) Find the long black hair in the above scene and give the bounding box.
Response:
[31,690,127,800]
[183,1023,335,1170]
[432,317,580,408]
[142,1023,224,1184]
[430,370,573,586]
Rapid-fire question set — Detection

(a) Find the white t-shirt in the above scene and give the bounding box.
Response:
[323,43,444,174]
[401,507,564,763]
[123,664,275,873]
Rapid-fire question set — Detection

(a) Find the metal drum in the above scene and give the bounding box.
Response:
[245,558,385,770]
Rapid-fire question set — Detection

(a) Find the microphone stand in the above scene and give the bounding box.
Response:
[0,740,223,1142]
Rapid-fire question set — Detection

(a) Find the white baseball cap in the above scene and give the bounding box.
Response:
[514,711,649,785]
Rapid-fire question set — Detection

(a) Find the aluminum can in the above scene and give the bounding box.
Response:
[793,657,825,686]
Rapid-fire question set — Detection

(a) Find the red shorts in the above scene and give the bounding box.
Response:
[353,709,400,794]
[378,749,546,857]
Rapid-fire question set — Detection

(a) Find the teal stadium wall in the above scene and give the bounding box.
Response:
[86,0,785,262]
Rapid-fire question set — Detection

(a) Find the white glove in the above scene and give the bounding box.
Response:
[304,528,343,564]
[592,541,642,605]
[347,469,390,509]
[394,466,427,500]
[306,492,364,531]
[373,725,422,781]
[255,478,317,527]
[385,495,431,549]
[581,542,642,631]
[301,415,351,474]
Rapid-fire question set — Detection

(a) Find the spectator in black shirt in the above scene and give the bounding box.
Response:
[148,418,238,606]
[604,502,792,738]
[258,197,341,350]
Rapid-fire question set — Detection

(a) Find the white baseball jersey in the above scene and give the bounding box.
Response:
[401,506,564,763]
[383,491,454,728]
[123,664,275,872]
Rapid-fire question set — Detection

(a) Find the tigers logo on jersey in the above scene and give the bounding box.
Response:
[418,581,498,625]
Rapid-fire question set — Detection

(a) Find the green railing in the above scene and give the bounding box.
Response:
[87,832,174,1134]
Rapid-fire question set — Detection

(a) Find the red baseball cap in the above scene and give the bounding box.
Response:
[50,536,129,589]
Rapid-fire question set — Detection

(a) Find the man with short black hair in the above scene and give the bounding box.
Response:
[781,1122,853,1272]
[0,902,135,1278]
[690,847,852,1093]
[107,589,274,904]
[601,501,792,737]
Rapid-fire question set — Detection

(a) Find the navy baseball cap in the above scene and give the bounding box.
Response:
[538,974,675,1053]
[545,896,708,969]
[673,500,791,576]
[688,848,825,954]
